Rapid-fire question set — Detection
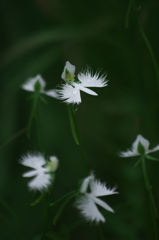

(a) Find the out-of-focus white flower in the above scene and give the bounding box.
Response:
[119,134,159,157]
[57,61,108,104]
[76,173,118,223]
[20,152,59,191]
[22,74,58,98]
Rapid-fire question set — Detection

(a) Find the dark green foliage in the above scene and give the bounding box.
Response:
[1,0,159,239]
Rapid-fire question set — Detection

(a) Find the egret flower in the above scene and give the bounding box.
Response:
[119,134,159,157]
[76,173,118,223]
[57,61,108,104]
[19,152,59,191]
[22,74,58,98]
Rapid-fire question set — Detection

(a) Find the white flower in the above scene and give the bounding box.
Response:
[57,61,108,104]
[76,173,118,223]
[19,152,59,191]
[119,134,159,157]
[22,74,58,98]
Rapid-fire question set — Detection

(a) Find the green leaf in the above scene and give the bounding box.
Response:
[146,155,159,162]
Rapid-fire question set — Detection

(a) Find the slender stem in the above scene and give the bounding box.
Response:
[132,2,159,91]
[27,92,39,138]
[50,190,78,207]
[67,105,89,175]
[125,0,133,29]
[0,127,27,150]
[68,105,80,145]
[52,192,79,225]
[141,155,158,239]
[30,192,46,206]
[41,193,51,240]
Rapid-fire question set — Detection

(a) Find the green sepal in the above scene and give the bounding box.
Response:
[137,141,145,155]
[146,155,159,162]
[34,80,41,92]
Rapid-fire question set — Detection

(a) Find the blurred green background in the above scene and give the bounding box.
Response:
[1,0,159,239]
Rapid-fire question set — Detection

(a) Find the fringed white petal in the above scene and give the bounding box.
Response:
[90,179,118,197]
[28,173,51,191]
[61,61,76,80]
[20,153,46,169]
[21,74,46,92]
[78,69,108,88]
[76,195,105,223]
[57,84,81,104]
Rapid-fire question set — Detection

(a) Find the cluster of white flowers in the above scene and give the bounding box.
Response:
[22,61,108,104]
[76,173,118,223]
[119,134,159,158]
[20,61,118,224]
[20,152,58,191]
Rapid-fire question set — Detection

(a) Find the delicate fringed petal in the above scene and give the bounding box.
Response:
[90,179,118,197]
[61,61,76,80]
[57,84,81,104]
[78,69,108,88]
[21,74,46,92]
[76,173,117,223]
[28,173,51,191]
[20,153,46,169]
[76,195,105,223]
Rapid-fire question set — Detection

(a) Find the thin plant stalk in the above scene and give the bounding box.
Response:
[67,105,89,175]
[52,191,79,225]
[125,0,159,90]
[141,155,158,239]
[27,92,39,138]
[125,0,133,29]
[41,193,51,240]
[0,127,27,150]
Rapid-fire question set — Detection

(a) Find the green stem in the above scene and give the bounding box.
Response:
[41,193,51,240]
[50,190,78,207]
[67,105,89,175]
[52,192,78,225]
[0,127,27,150]
[141,155,158,239]
[133,2,159,90]
[27,92,39,138]
[125,0,133,29]
[31,192,46,206]
[68,105,80,145]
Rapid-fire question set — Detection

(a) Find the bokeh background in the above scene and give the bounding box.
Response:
[1,0,159,239]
